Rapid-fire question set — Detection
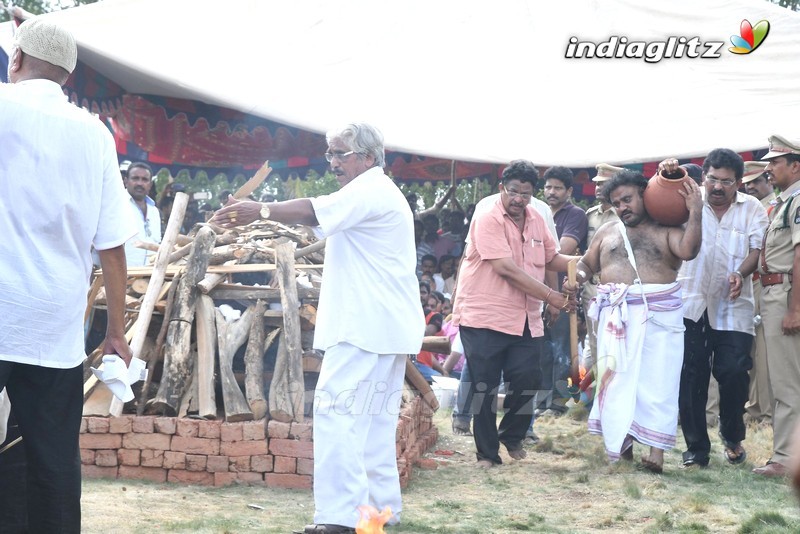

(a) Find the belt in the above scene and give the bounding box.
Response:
[760,272,792,286]
[752,272,760,282]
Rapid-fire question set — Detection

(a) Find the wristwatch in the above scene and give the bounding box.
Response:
[260,203,271,220]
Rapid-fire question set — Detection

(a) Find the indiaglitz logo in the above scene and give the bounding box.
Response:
[728,19,770,54]
[565,18,771,62]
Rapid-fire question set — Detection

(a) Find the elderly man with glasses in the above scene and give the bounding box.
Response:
[674,149,769,470]
[213,123,424,534]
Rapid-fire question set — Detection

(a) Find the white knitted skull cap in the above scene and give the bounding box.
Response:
[14,17,77,73]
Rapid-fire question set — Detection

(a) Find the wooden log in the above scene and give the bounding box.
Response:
[405,357,440,412]
[421,336,451,354]
[268,242,305,423]
[121,263,322,277]
[197,259,236,295]
[233,161,271,200]
[148,225,216,415]
[195,294,218,419]
[294,239,325,259]
[108,192,190,417]
[209,285,320,301]
[136,276,180,415]
[243,300,269,420]
[84,273,104,325]
[130,278,150,295]
[299,304,317,331]
[215,305,255,422]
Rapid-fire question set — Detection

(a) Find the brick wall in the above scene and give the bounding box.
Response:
[80,396,438,489]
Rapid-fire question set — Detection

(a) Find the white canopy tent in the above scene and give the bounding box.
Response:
[3,0,800,167]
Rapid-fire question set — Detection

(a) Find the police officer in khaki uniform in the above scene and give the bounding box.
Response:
[741,161,776,423]
[752,135,800,477]
[581,163,622,373]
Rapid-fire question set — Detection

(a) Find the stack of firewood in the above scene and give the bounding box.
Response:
[84,187,445,425]
[83,195,325,424]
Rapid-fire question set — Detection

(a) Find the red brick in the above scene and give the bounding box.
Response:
[109,415,133,434]
[95,450,118,467]
[220,440,268,457]
[118,448,141,466]
[186,454,208,472]
[80,433,122,450]
[236,472,265,486]
[163,451,186,470]
[154,417,177,434]
[220,422,243,442]
[207,455,230,473]
[274,456,296,474]
[132,416,155,433]
[168,469,213,485]
[118,465,167,483]
[80,418,88,434]
[86,417,110,433]
[242,420,267,441]
[80,449,96,465]
[297,457,314,476]
[82,464,118,480]
[122,433,171,451]
[269,439,313,459]
[267,420,290,439]
[265,473,312,489]
[140,449,164,468]
[289,422,313,441]
[176,419,200,437]
[171,436,219,455]
[229,456,251,473]
[414,457,438,470]
[250,455,274,473]
[198,420,221,439]
[214,472,237,487]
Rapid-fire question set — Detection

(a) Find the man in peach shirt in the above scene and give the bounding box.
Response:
[452,160,578,467]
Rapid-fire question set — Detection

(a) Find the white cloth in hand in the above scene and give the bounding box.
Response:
[90,355,148,402]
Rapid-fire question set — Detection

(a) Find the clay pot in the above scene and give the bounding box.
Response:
[643,168,691,226]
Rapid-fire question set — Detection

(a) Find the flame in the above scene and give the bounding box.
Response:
[355,505,392,534]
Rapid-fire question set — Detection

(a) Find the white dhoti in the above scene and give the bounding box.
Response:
[312,343,406,528]
[587,282,684,460]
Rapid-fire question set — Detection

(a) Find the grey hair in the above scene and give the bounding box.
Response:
[326,122,386,168]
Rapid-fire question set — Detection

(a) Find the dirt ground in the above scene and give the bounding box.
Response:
[78,408,800,533]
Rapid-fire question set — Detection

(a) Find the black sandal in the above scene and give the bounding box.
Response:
[720,434,747,465]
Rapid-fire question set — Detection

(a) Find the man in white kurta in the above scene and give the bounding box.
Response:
[212,123,424,534]
[0,18,137,532]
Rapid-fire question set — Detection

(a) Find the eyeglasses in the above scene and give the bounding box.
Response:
[324,150,357,162]
[504,188,533,200]
[705,175,737,187]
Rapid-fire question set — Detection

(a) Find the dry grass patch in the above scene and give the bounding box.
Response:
[79,410,800,533]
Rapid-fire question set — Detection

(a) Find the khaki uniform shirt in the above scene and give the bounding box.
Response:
[760,181,800,275]
[760,191,777,211]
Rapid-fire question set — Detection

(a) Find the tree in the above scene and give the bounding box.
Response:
[1,0,103,23]
[769,0,798,10]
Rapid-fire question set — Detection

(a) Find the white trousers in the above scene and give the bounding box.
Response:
[312,344,406,527]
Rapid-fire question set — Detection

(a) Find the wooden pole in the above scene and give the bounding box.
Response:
[108,192,190,416]
[215,305,255,422]
[243,300,269,420]
[568,259,580,389]
[195,294,218,419]
[148,225,216,415]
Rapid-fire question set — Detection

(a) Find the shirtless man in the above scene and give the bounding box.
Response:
[576,167,702,472]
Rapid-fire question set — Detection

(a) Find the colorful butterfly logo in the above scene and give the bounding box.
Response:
[729,19,770,54]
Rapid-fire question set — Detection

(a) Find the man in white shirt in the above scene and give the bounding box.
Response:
[212,123,424,534]
[124,161,162,266]
[676,149,769,469]
[0,18,136,532]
